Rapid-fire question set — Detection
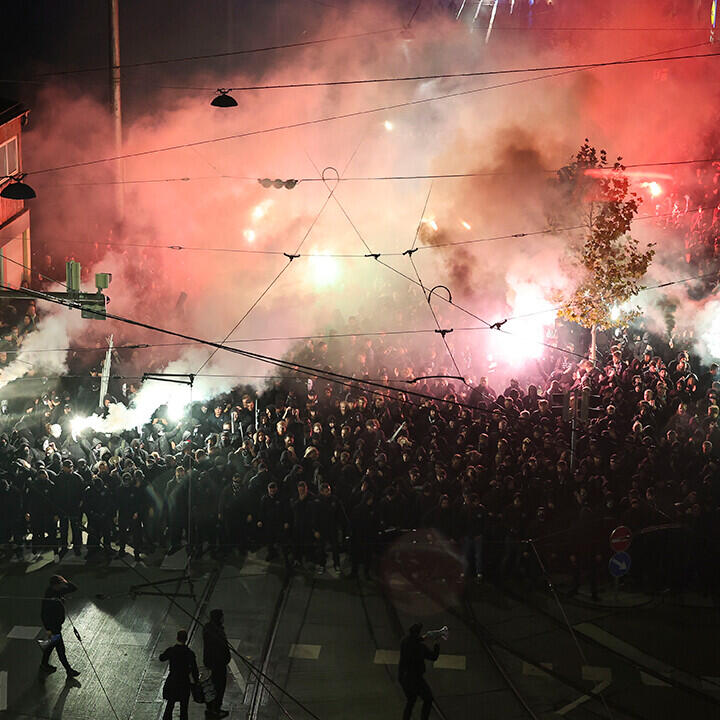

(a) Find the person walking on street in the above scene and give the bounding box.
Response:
[202,609,231,718]
[398,623,439,720]
[159,629,199,720]
[39,574,80,678]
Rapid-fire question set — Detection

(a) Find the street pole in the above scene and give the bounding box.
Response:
[109,0,124,222]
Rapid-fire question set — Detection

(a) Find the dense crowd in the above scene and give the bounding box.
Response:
[0,315,718,599]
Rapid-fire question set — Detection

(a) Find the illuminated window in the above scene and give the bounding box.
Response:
[0,137,19,180]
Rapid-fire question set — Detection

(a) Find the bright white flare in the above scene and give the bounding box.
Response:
[492,283,557,365]
[461,220,471,230]
[243,229,256,243]
[308,251,340,288]
[384,120,394,131]
[252,199,272,221]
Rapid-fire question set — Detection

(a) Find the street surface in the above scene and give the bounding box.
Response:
[0,544,718,720]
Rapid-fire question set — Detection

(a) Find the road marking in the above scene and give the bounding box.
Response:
[582,666,612,683]
[288,644,321,660]
[556,680,611,715]
[25,551,55,573]
[434,654,466,670]
[374,650,400,665]
[7,626,41,640]
[115,631,151,646]
[229,658,246,693]
[640,671,669,687]
[522,661,553,677]
[574,622,706,691]
[0,671,7,711]
[160,548,188,570]
[702,677,720,694]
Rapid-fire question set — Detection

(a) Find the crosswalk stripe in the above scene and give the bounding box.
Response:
[0,670,7,711]
[556,680,611,715]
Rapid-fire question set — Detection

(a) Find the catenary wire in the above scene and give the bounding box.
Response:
[169,49,720,92]
[8,27,403,79]
[20,40,711,178]
[24,154,720,187]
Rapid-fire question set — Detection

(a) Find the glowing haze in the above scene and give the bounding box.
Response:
[9,1,720,425]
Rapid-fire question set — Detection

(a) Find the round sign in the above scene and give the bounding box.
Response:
[610,525,632,553]
[609,551,631,578]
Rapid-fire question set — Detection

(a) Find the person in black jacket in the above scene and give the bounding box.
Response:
[202,609,230,718]
[55,459,84,557]
[159,629,199,720]
[398,623,439,720]
[40,574,80,677]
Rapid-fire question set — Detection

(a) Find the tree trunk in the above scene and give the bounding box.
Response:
[589,325,597,364]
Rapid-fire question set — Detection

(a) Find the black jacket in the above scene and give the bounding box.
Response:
[41,580,77,634]
[203,621,231,668]
[159,644,199,699]
[398,633,439,686]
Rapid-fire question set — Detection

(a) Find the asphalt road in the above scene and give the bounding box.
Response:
[0,541,718,720]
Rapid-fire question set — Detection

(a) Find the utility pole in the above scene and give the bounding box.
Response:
[109,0,124,222]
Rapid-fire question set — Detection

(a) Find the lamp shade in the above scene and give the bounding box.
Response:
[0,178,36,200]
[210,91,238,108]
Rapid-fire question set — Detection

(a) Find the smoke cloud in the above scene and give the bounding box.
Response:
[9,0,720,424]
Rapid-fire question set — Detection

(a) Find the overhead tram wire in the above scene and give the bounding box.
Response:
[26,154,720,189]
[51,202,718,260]
[21,40,713,179]
[402,181,470,382]
[0,282,523,419]
[194,158,362,375]
[9,27,404,80]
[166,49,720,93]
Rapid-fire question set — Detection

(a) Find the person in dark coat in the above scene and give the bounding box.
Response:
[398,623,439,720]
[159,629,199,720]
[40,574,80,677]
[55,458,84,556]
[202,609,231,718]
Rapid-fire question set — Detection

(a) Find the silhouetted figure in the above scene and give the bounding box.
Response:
[40,574,80,678]
[159,629,199,720]
[398,623,439,720]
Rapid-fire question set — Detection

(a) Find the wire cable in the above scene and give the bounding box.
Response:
[23,154,720,188]
[194,164,345,374]
[64,610,123,720]
[10,27,403,79]
[22,41,712,178]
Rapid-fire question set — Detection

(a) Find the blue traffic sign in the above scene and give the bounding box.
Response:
[609,551,631,577]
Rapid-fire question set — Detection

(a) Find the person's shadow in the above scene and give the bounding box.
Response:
[49,677,82,719]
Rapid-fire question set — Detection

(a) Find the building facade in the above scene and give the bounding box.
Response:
[0,99,31,288]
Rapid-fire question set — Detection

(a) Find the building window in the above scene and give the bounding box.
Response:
[0,137,19,180]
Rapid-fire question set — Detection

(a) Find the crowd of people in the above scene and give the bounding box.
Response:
[0,313,718,600]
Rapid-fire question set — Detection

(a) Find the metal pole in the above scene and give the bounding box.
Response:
[570,416,577,473]
[109,0,124,222]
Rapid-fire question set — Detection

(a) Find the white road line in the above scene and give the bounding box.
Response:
[0,670,7,711]
[288,644,321,660]
[374,650,400,665]
[229,658,246,693]
[522,661,553,677]
[574,622,705,690]
[640,671,669,687]
[7,626,41,640]
[582,666,612,683]
[433,654,466,670]
[556,680,611,715]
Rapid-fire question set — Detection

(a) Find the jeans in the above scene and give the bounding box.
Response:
[41,631,71,670]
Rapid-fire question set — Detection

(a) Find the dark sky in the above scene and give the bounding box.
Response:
[1,0,426,115]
